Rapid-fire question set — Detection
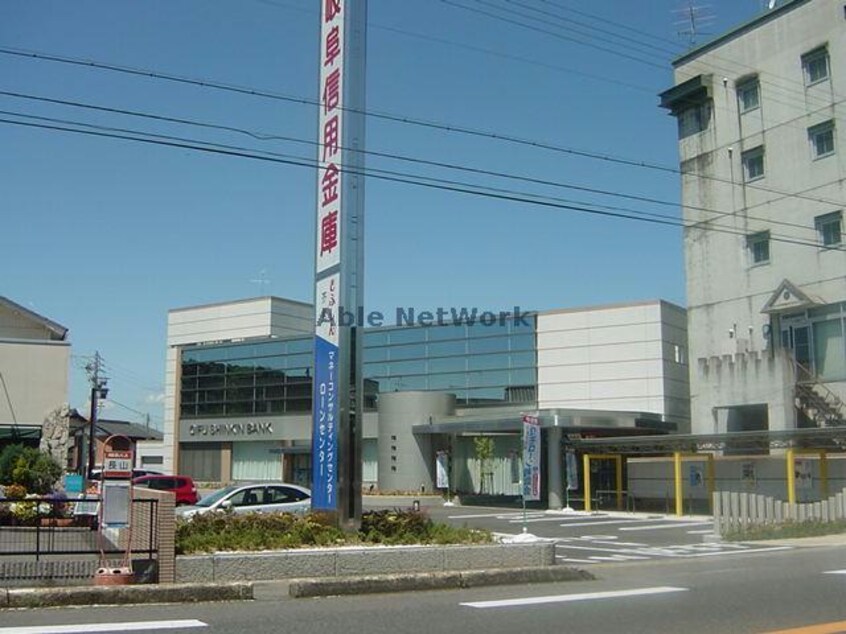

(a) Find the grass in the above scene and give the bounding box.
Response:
[176,508,493,554]
[723,519,846,541]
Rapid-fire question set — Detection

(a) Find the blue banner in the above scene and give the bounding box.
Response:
[311,335,339,510]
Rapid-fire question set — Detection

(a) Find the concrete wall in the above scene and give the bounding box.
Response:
[537,301,690,428]
[0,339,69,424]
[671,0,846,434]
[376,392,455,493]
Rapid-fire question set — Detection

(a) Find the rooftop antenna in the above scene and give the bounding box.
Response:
[250,268,271,295]
[674,1,716,47]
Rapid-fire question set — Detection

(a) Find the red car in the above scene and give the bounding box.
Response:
[132,475,199,506]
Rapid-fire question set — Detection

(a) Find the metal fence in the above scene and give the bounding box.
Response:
[713,487,846,537]
[0,496,159,586]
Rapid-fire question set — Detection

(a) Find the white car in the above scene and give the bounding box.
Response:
[175,482,311,519]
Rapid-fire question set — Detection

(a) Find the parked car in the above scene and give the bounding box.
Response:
[132,474,199,506]
[175,482,311,519]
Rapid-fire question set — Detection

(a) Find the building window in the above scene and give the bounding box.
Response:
[747,231,770,264]
[737,78,760,113]
[809,121,835,159]
[742,146,765,182]
[815,211,842,247]
[802,47,829,85]
[678,102,711,138]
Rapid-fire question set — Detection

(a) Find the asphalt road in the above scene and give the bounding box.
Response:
[3,545,846,634]
[424,505,791,566]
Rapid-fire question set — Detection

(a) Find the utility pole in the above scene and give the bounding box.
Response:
[85,352,109,480]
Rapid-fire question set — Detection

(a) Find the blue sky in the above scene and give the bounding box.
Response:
[1,1,762,428]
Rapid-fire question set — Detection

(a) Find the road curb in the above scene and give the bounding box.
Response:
[288,566,595,598]
[3,581,252,609]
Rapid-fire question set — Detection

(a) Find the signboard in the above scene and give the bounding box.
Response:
[522,415,541,501]
[689,465,703,487]
[435,451,449,489]
[101,480,131,528]
[565,450,578,491]
[795,459,813,490]
[311,0,367,519]
[103,450,132,479]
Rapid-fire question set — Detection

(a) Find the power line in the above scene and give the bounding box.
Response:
[1,113,840,253]
[2,46,842,212]
[0,89,825,236]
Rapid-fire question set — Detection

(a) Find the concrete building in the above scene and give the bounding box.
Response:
[163,296,688,506]
[660,0,846,436]
[0,296,70,447]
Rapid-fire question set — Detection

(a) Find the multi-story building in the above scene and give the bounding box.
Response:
[660,0,846,436]
[163,296,688,504]
[0,296,69,448]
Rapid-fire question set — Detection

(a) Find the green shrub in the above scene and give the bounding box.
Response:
[175,509,493,554]
[724,519,846,541]
[0,446,61,493]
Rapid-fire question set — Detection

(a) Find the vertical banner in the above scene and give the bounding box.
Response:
[435,451,449,490]
[522,415,541,501]
[565,450,578,491]
[312,0,367,519]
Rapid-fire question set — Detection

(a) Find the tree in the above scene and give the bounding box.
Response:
[473,436,495,495]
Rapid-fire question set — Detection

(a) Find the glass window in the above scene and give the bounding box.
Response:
[197,403,225,416]
[509,333,535,351]
[427,324,466,341]
[511,315,535,331]
[813,319,845,380]
[465,387,506,403]
[742,146,765,182]
[509,351,536,368]
[387,327,427,344]
[286,338,312,354]
[283,353,311,369]
[263,385,285,399]
[364,330,389,347]
[197,375,225,389]
[363,362,390,378]
[510,368,536,385]
[226,388,254,402]
[747,231,770,265]
[388,359,427,376]
[389,343,426,361]
[287,384,310,399]
[809,121,835,159]
[469,370,510,388]
[815,212,842,247]
[227,374,254,388]
[467,320,509,338]
[363,346,389,363]
[803,47,829,85]
[678,102,711,138]
[428,356,466,373]
[428,340,466,357]
[429,373,467,390]
[468,336,509,354]
[467,352,509,371]
[737,78,760,113]
[286,399,310,412]
[181,363,199,376]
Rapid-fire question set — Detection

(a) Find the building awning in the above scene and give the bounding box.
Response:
[0,424,41,440]
[659,74,713,113]
[412,409,674,436]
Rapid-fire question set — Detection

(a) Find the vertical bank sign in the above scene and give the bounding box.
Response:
[312,0,345,511]
[313,0,367,515]
[522,415,541,501]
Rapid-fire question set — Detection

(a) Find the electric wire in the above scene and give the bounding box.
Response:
[0,89,826,236]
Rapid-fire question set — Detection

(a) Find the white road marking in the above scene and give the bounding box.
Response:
[460,586,688,608]
[589,555,650,561]
[447,512,544,520]
[687,529,714,534]
[823,569,846,575]
[619,521,712,531]
[686,546,792,557]
[557,519,644,528]
[0,620,207,634]
[555,556,596,564]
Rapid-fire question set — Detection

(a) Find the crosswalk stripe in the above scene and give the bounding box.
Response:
[823,569,846,575]
[0,620,207,634]
[460,586,688,608]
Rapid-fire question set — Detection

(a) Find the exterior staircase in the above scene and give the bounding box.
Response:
[794,362,846,426]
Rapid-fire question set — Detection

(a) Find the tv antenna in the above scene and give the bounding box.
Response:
[250,268,271,294]
[674,1,716,47]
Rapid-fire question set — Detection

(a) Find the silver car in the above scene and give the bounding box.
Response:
[176,482,311,519]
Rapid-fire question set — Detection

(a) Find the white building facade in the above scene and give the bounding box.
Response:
[661,0,846,435]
